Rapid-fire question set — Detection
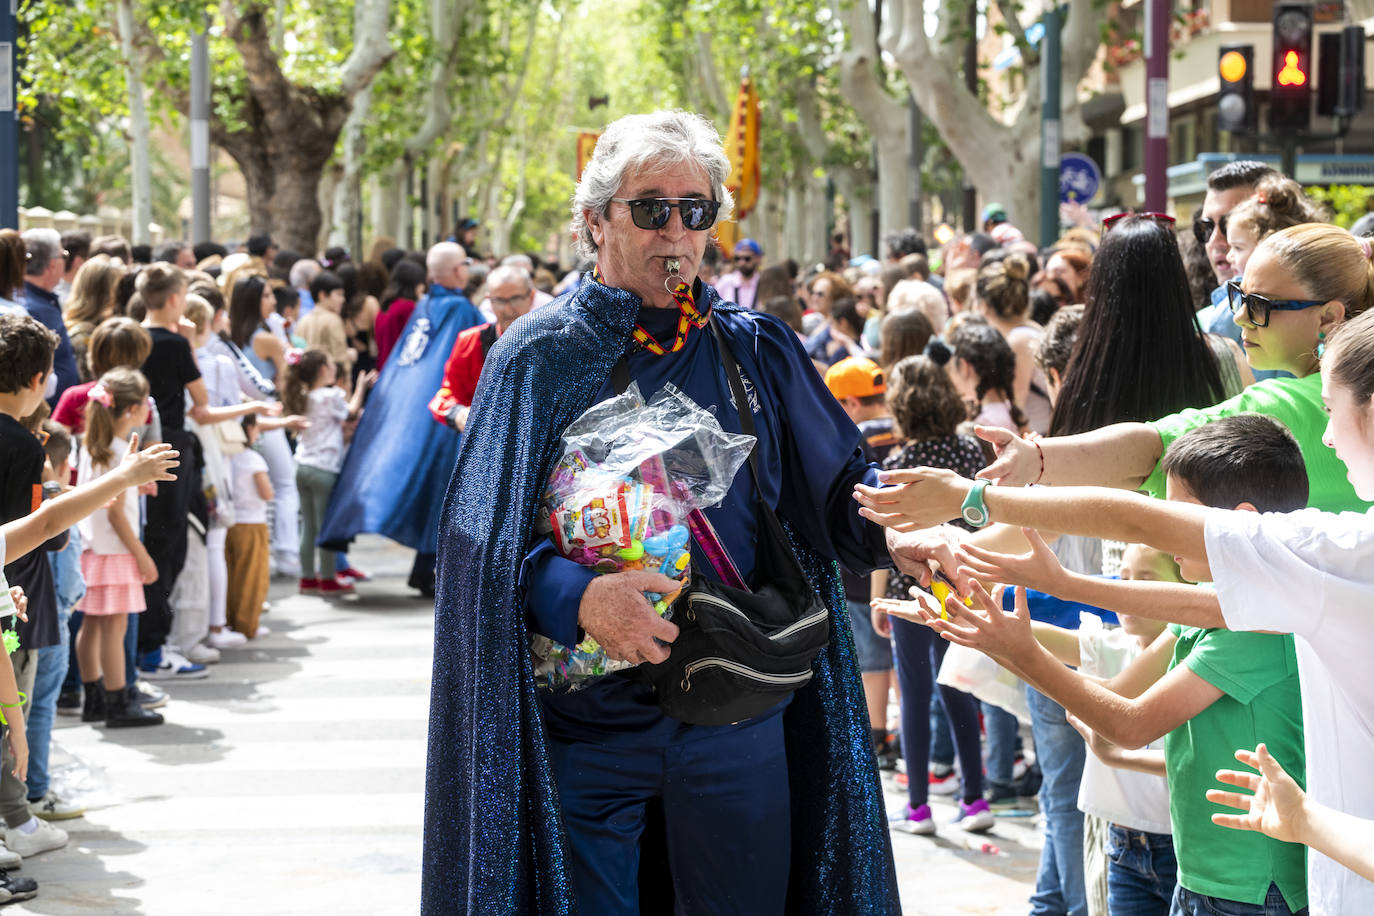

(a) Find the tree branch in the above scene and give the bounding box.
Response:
[993,0,1039,68]
[339,0,395,100]
[403,0,472,156]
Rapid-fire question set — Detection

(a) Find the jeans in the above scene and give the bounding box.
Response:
[983,702,1019,785]
[1169,883,1306,916]
[28,634,69,800]
[1027,685,1088,916]
[1107,825,1176,916]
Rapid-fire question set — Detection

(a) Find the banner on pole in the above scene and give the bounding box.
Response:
[576,132,600,181]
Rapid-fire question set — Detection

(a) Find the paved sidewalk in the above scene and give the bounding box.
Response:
[12,536,1038,914]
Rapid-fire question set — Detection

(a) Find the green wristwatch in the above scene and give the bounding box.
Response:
[960,479,992,528]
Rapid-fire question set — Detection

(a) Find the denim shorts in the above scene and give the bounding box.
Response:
[846,600,893,673]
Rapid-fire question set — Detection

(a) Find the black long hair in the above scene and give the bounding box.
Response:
[382,259,427,311]
[228,274,269,349]
[1049,217,1226,437]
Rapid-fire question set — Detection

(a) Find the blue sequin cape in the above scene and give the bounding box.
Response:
[422,278,901,914]
[319,286,484,553]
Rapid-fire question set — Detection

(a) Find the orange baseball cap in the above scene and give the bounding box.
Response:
[825,357,886,400]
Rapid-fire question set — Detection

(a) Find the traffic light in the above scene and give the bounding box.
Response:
[1334,25,1366,117]
[1271,3,1313,131]
[1218,44,1256,133]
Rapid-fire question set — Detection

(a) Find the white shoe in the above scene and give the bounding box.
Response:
[0,842,20,869]
[4,818,67,857]
[29,791,84,821]
[180,643,221,665]
[250,625,271,639]
[206,629,248,650]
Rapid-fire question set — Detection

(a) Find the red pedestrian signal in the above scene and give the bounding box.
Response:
[1271,3,1313,131]
[1278,50,1307,86]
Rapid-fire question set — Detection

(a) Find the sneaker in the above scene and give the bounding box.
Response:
[890,803,937,836]
[138,648,208,681]
[299,577,321,594]
[56,689,80,717]
[4,818,67,857]
[318,577,355,596]
[28,792,83,822]
[337,566,370,582]
[1012,751,1031,782]
[955,798,995,833]
[249,625,270,639]
[180,643,220,665]
[206,629,248,650]
[984,781,1022,809]
[0,845,20,870]
[928,764,959,796]
[0,869,37,903]
[132,681,168,709]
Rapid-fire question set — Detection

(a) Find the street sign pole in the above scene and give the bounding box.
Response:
[0,0,17,229]
[191,28,211,244]
[1143,0,1170,212]
[1040,5,1061,246]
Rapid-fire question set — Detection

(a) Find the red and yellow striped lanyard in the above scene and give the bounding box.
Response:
[593,265,708,356]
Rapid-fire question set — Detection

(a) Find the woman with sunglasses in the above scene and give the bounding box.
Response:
[972,223,1374,518]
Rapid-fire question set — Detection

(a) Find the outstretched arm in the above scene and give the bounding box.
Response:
[856,468,1212,569]
[974,423,1164,489]
[1210,743,1374,884]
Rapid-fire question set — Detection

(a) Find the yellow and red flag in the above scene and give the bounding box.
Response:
[576,132,600,181]
[718,73,760,253]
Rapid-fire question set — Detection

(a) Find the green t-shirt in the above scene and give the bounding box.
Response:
[1165,624,1308,910]
[1143,373,1374,513]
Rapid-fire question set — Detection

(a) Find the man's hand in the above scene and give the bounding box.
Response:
[925,582,1037,667]
[956,527,1068,596]
[8,587,27,623]
[578,571,682,665]
[974,426,1041,486]
[884,524,970,592]
[1208,744,1308,845]
[854,468,972,533]
[117,434,179,487]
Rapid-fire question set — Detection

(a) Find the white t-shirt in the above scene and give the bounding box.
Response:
[76,438,138,555]
[230,449,271,524]
[294,387,351,474]
[1206,506,1374,916]
[0,532,14,618]
[1075,623,1173,835]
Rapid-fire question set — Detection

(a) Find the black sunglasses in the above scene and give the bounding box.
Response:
[611,197,720,232]
[1193,214,1228,246]
[1225,279,1325,328]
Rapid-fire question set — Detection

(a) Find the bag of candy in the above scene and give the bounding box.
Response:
[530,382,755,689]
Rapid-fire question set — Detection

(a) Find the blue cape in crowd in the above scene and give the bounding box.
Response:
[319,285,483,553]
[421,277,901,914]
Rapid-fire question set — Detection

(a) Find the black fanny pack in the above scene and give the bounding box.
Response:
[617,316,830,726]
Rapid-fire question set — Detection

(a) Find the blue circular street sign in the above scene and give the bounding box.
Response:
[1060,152,1102,204]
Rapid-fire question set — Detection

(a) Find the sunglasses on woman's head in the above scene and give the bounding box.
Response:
[611,197,720,232]
[1194,215,1228,246]
[1102,211,1175,232]
[1225,279,1325,327]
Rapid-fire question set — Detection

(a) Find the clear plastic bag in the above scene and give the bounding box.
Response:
[531,383,755,689]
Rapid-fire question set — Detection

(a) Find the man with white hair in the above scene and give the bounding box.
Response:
[476,254,552,322]
[288,258,322,315]
[21,229,79,402]
[318,239,481,598]
[428,263,534,431]
[424,110,904,915]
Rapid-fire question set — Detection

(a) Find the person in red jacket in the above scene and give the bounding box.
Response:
[427,265,535,431]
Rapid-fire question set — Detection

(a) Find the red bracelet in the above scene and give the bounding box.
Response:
[1031,437,1046,485]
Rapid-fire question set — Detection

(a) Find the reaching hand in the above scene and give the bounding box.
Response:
[260,400,284,417]
[577,571,682,665]
[8,587,26,623]
[1208,744,1308,845]
[957,527,1068,596]
[359,369,379,390]
[924,581,1037,666]
[1066,710,1125,763]
[118,434,179,487]
[883,524,969,591]
[284,415,310,432]
[974,426,1041,486]
[854,468,971,533]
[871,595,942,630]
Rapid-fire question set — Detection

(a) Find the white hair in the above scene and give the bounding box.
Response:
[487,264,532,291]
[288,258,321,289]
[21,228,62,277]
[887,279,950,330]
[570,110,734,260]
[500,254,534,271]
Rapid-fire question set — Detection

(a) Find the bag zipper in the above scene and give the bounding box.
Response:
[680,657,812,692]
[687,593,827,642]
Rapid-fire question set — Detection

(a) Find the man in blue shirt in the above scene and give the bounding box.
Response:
[20,229,79,405]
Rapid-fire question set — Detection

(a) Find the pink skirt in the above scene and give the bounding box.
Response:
[76,552,146,616]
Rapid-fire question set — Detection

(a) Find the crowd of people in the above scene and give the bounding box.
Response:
[2,113,1373,915]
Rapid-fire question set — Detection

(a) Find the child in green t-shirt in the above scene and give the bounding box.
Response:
[882,416,1312,915]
